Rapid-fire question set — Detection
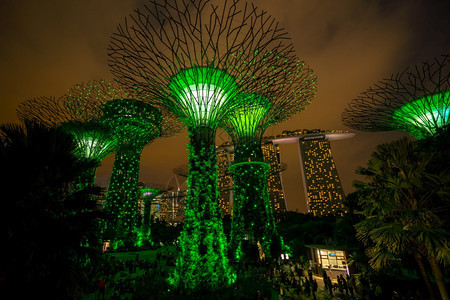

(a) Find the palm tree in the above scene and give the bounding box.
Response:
[354,137,449,300]
[0,122,104,299]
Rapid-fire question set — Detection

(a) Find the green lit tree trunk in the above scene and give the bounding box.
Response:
[139,194,157,248]
[171,126,233,291]
[104,148,142,250]
[229,142,282,261]
[230,161,281,261]
[142,199,152,236]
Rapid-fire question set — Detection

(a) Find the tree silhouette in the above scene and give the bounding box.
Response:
[0,122,103,299]
[354,137,449,300]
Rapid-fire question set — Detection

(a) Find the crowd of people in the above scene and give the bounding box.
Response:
[83,250,365,299]
[266,260,360,299]
[84,248,177,299]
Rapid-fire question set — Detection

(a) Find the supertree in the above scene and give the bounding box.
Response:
[66,80,183,250]
[16,96,118,191]
[139,183,168,247]
[102,99,161,249]
[342,54,450,139]
[220,62,316,261]
[108,0,305,290]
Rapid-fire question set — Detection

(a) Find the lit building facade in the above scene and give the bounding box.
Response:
[262,142,286,213]
[272,129,354,216]
[154,190,186,225]
[217,148,234,214]
[306,245,350,278]
[299,138,345,216]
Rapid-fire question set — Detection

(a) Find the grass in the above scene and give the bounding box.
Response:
[107,246,176,261]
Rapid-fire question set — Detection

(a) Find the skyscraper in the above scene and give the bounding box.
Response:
[217,147,234,214]
[299,138,344,215]
[273,129,355,216]
[262,142,287,213]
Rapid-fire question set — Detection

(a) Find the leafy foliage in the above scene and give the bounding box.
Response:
[353,136,450,299]
[0,122,104,299]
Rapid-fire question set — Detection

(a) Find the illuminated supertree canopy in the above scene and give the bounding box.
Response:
[223,93,272,161]
[60,120,118,190]
[221,59,315,262]
[222,94,274,260]
[108,0,305,291]
[60,121,115,160]
[342,54,450,139]
[16,96,118,191]
[66,80,183,250]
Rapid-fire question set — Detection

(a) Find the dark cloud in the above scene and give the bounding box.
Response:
[0,0,448,211]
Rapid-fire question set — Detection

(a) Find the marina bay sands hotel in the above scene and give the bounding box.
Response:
[217,129,355,216]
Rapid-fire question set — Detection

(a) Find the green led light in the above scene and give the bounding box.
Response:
[229,161,270,172]
[167,67,240,127]
[102,99,162,249]
[229,161,281,260]
[16,79,181,251]
[392,91,450,139]
[102,99,161,147]
[226,93,271,140]
[169,128,234,291]
[104,149,143,250]
[105,0,317,290]
[221,93,284,261]
[167,67,236,290]
[343,56,449,139]
[60,121,117,161]
[59,121,117,192]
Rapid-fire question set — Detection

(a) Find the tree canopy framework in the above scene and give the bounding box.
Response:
[108,0,310,291]
[16,95,118,191]
[66,80,183,249]
[108,0,307,111]
[342,54,450,140]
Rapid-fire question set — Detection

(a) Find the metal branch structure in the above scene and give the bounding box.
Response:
[342,54,450,139]
[66,80,183,250]
[17,96,86,126]
[16,96,118,191]
[108,0,305,290]
[221,60,315,262]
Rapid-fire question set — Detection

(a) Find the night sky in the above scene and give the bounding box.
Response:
[1,0,448,212]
